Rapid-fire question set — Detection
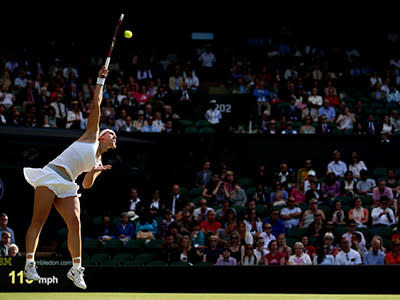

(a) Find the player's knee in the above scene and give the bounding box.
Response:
[30,217,47,229]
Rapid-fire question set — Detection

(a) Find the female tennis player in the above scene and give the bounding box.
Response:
[23,66,115,289]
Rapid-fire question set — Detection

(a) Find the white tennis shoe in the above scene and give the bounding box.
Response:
[24,262,41,281]
[67,266,87,290]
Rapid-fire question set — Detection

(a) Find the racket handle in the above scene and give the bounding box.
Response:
[105,57,111,69]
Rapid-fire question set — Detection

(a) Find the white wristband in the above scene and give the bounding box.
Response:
[96,77,105,86]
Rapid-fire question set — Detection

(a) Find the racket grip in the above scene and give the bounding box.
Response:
[105,57,111,69]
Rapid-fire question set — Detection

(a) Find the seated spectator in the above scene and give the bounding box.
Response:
[304,170,319,192]
[212,178,230,205]
[0,85,15,108]
[280,196,302,228]
[259,222,276,249]
[0,231,11,257]
[264,240,286,265]
[371,196,395,227]
[157,210,176,239]
[205,99,222,126]
[373,180,394,207]
[305,181,322,203]
[132,110,145,131]
[336,106,356,132]
[232,78,248,95]
[351,232,368,260]
[135,211,158,240]
[386,169,399,201]
[230,182,247,207]
[348,152,367,179]
[289,180,306,204]
[8,243,19,257]
[342,220,366,247]
[306,212,325,239]
[227,233,242,263]
[335,237,362,265]
[348,197,369,228]
[325,87,339,107]
[216,247,237,266]
[301,235,317,261]
[254,237,268,264]
[243,208,263,237]
[288,242,312,265]
[253,80,270,116]
[364,237,385,265]
[141,116,160,133]
[318,99,336,122]
[308,88,323,108]
[301,103,318,123]
[128,188,141,215]
[167,184,187,216]
[200,210,222,236]
[385,239,400,265]
[321,171,341,204]
[276,233,292,261]
[341,171,356,196]
[314,244,335,265]
[237,221,254,246]
[115,212,135,244]
[96,215,116,241]
[300,116,316,134]
[191,221,206,248]
[300,198,326,228]
[177,209,193,236]
[193,199,212,223]
[297,159,314,184]
[356,170,376,196]
[159,234,181,264]
[281,121,298,134]
[252,184,268,206]
[216,221,237,246]
[327,150,347,177]
[215,200,236,223]
[323,232,339,257]
[202,173,220,203]
[241,244,259,265]
[270,180,289,205]
[390,110,400,134]
[179,235,203,265]
[0,213,15,244]
[203,235,222,264]
[263,209,286,238]
[331,201,346,226]
[195,161,213,188]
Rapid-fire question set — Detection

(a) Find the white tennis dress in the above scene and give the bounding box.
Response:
[23,141,100,198]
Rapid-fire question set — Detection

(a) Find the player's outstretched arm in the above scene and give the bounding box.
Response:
[82,164,112,189]
[79,66,109,142]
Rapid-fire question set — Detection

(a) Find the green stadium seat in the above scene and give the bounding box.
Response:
[334,226,348,237]
[357,227,371,242]
[199,127,216,134]
[92,216,103,225]
[336,195,353,207]
[184,127,199,134]
[246,187,256,197]
[286,237,298,248]
[134,253,154,265]
[370,226,394,240]
[189,187,204,197]
[125,239,145,255]
[170,261,189,267]
[255,205,269,218]
[344,129,353,135]
[145,239,164,253]
[90,253,110,265]
[112,216,121,226]
[147,260,168,267]
[179,120,193,127]
[83,239,104,253]
[104,239,123,252]
[113,253,134,265]
[318,205,332,218]
[195,120,211,128]
[124,260,145,266]
[286,227,306,239]
[239,177,254,188]
[373,168,388,178]
[359,195,373,206]
[196,261,214,267]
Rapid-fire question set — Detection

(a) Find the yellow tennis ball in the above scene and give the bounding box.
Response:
[124,30,133,39]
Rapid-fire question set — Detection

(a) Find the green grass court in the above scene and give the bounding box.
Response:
[1,294,400,300]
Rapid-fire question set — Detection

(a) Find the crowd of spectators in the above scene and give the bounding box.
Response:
[79,150,400,266]
[1,37,400,136]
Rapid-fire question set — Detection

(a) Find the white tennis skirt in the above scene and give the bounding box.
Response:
[23,165,81,198]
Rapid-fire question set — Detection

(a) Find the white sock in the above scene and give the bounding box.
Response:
[26,252,35,265]
[72,257,81,269]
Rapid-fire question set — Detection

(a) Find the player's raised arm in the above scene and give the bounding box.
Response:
[80,66,109,141]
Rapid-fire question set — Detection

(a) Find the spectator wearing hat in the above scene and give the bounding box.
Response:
[205,99,222,126]
[115,212,135,244]
[327,150,347,177]
[304,170,319,192]
[0,213,15,245]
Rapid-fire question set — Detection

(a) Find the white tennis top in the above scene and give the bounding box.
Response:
[49,141,100,181]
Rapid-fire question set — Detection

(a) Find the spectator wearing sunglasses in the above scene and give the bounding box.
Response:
[313,244,335,265]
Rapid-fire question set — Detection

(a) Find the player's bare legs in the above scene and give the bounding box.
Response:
[54,196,86,289]
[24,186,56,280]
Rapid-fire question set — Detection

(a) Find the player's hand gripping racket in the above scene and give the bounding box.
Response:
[102,13,124,77]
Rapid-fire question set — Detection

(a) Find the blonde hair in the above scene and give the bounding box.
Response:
[8,244,18,253]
